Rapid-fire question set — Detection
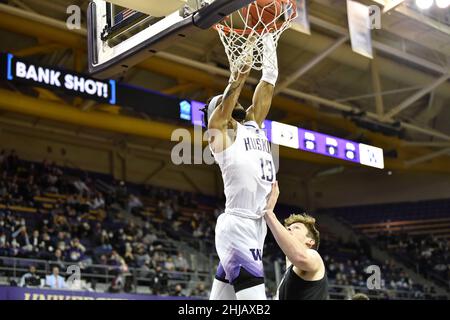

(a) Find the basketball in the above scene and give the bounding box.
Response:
[242,0,287,31]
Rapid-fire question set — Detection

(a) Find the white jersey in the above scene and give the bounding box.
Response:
[212,121,275,219]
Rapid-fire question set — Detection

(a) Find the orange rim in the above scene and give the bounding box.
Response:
[213,0,297,36]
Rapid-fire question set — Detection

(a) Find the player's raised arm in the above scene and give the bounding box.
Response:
[247,33,278,127]
[264,182,322,273]
[208,70,250,131]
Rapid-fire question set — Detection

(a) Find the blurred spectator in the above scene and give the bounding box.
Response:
[191,282,209,298]
[0,231,8,256]
[128,194,143,215]
[45,266,67,289]
[161,200,174,221]
[19,265,41,287]
[67,238,86,263]
[150,266,168,295]
[352,293,370,300]
[164,257,175,271]
[116,181,128,208]
[29,229,41,257]
[73,179,90,196]
[171,284,185,297]
[52,249,66,270]
[124,243,136,268]
[12,225,31,252]
[109,250,129,273]
[88,192,105,210]
[108,270,125,293]
[174,251,189,272]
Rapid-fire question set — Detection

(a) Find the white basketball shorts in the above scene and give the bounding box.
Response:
[214,213,267,284]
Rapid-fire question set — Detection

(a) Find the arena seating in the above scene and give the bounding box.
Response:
[1,149,448,299]
[322,202,450,294]
[328,200,450,238]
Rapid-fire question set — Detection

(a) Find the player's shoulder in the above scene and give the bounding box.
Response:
[242,120,260,129]
[292,250,325,279]
[311,249,326,265]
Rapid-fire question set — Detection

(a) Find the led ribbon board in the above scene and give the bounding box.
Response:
[188,100,384,169]
[2,53,116,105]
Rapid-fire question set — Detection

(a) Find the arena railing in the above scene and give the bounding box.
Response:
[0,256,211,295]
[1,256,446,299]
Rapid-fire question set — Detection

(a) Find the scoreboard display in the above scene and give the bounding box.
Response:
[0,52,384,171]
[187,100,384,169]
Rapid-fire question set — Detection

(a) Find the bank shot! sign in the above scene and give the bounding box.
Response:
[2,53,116,105]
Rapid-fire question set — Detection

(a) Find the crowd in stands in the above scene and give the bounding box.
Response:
[320,238,439,299]
[327,200,450,295]
[0,149,448,299]
[376,232,449,290]
[0,149,207,296]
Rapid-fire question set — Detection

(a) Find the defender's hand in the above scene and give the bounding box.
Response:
[265,181,279,213]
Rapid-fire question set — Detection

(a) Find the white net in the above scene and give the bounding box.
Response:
[214,0,297,79]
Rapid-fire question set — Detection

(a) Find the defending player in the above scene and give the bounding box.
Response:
[264,182,328,300]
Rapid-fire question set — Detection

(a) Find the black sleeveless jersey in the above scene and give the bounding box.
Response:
[277,265,329,300]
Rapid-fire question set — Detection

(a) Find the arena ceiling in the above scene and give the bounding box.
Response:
[0,0,449,173]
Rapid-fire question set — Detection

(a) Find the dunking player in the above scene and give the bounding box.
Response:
[202,34,278,300]
[264,182,328,300]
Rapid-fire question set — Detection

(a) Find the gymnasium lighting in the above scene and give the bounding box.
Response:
[436,0,450,8]
[415,0,433,9]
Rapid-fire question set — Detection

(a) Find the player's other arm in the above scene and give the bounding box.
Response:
[264,182,321,272]
[208,71,250,131]
[247,34,278,128]
[247,81,274,128]
[208,71,250,153]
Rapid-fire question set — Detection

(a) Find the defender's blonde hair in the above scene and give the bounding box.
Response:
[284,214,320,250]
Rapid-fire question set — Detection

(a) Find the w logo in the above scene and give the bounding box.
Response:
[250,249,262,261]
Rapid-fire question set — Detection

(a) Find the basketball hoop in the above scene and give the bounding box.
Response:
[214,0,297,78]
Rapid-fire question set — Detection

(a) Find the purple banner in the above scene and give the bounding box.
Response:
[0,286,200,300]
[186,101,383,169]
[262,120,272,142]
[191,100,206,127]
[298,128,360,164]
